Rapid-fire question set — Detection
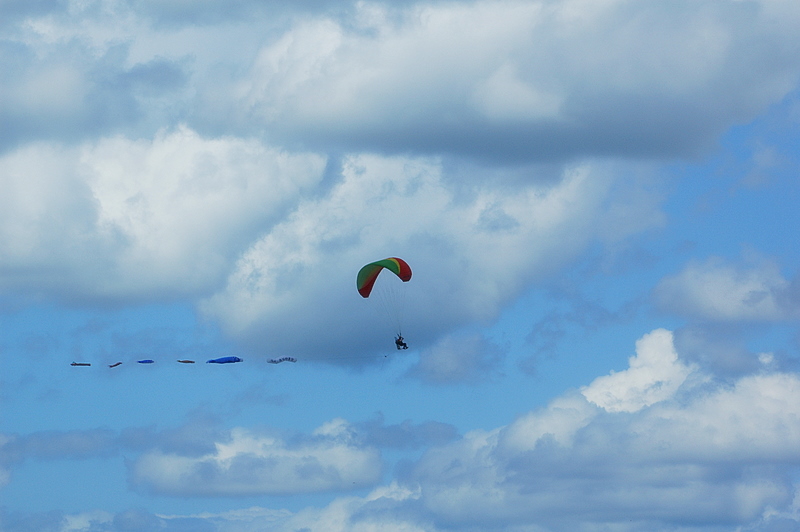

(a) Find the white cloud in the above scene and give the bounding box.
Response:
[499,392,598,452]
[398,329,800,530]
[3,0,799,162]
[202,155,660,356]
[61,510,114,532]
[0,128,325,301]
[655,257,800,322]
[1,2,799,532]
[472,62,563,122]
[275,482,429,532]
[9,331,800,531]
[0,131,664,361]
[633,372,800,462]
[581,328,695,413]
[85,127,325,298]
[240,0,800,160]
[131,420,382,496]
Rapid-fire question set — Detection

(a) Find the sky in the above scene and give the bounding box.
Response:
[1,0,800,530]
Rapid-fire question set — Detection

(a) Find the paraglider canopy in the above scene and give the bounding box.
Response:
[356,258,412,298]
[357,257,413,342]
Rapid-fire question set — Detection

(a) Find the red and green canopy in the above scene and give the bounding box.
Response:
[356,258,412,298]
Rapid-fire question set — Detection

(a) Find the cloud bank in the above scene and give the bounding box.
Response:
[2,1,800,530]
[131,419,382,496]
[1,0,798,359]
[3,0,800,161]
[655,256,800,322]
[0,128,325,302]
[202,157,662,357]
[241,0,800,161]
[6,329,800,531]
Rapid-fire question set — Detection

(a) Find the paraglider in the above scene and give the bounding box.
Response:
[357,257,412,348]
[177,359,195,364]
[268,357,297,364]
[109,362,122,368]
[71,362,91,367]
[137,359,155,364]
[356,257,412,298]
[207,356,243,364]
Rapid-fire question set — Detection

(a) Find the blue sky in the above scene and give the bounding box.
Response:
[2,1,800,530]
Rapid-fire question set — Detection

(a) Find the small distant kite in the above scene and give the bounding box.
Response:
[268,357,297,364]
[177,359,195,364]
[137,359,155,364]
[109,362,122,368]
[71,362,91,367]
[207,356,243,364]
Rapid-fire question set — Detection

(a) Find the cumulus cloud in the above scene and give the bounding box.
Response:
[4,416,451,502]
[0,0,796,363]
[0,0,265,149]
[7,331,800,531]
[399,329,800,531]
[4,1,800,162]
[0,129,663,362]
[202,155,662,357]
[0,35,190,150]
[0,127,325,302]
[159,327,800,531]
[241,0,800,161]
[655,256,800,322]
[581,328,695,413]
[1,1,799,531]
[130,419,382,496]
